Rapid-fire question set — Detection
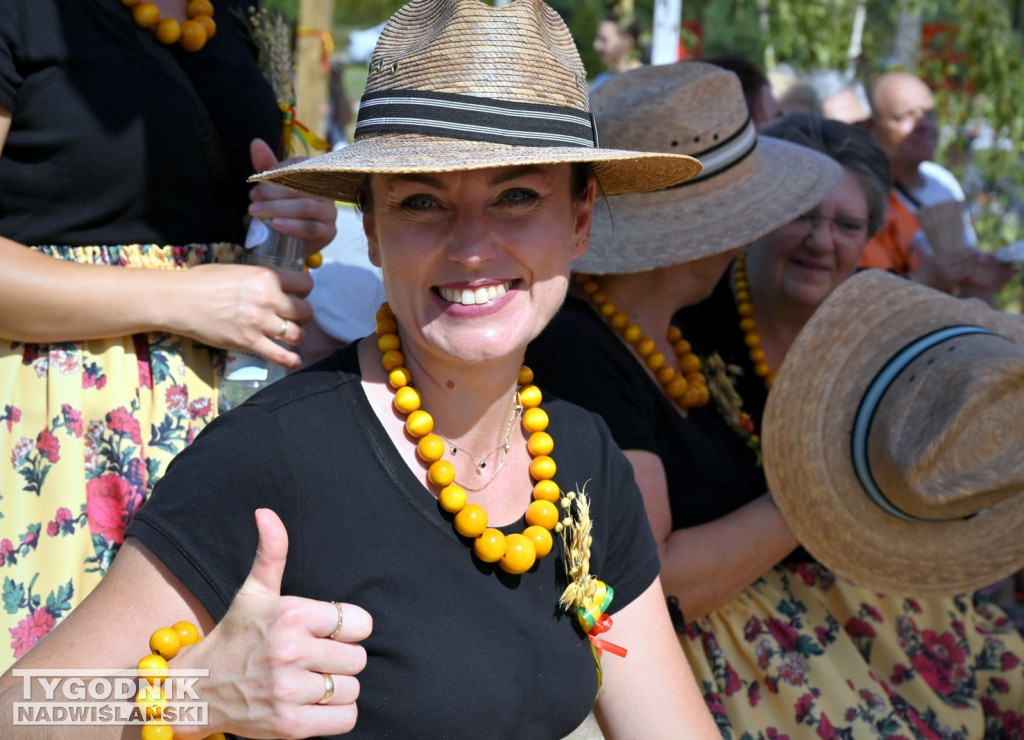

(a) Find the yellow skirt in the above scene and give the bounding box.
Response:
[682,563,1024,739]
[0,244,240,671]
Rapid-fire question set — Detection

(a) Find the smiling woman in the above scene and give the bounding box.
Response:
[362,165,592,367]
[0,1,720,739]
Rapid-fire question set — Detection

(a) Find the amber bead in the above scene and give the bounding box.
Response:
[141,721,173,740]
[133,3,161,29]
[518,384,542,409]
[416,434,445,463]
[439,484,467,513]
[148,627,181,660]
[405,409,433,438]
[473,529,506,562]
[178,19,207,52]
[522,407,549,433]
[393,386,421,414]
[525,500,559,530]
[526,431,553,457]
[172,621,200,647]
[499,534,536,574]
[304,251,322,270]
[454,504,487,538]
[532,479,560,502]
[523,525,553,558]
[154,18,181,44]
[427,460,455,488]
[528,455,556,481]
[186,0,214,17]
[137,654,168,685]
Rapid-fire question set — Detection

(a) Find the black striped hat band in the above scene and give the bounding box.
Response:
[355,90,600,148]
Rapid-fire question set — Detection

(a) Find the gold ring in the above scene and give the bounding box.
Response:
[316,672,334,705]
[277,319,289,339]
[328,601,344,639]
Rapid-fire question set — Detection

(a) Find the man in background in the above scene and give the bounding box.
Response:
[864,72,1016,302]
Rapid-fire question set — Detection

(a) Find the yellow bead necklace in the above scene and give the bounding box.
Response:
[122,0,217,53]
[375,303,563,575]
[575,274,710,409]
[733,252,775,390]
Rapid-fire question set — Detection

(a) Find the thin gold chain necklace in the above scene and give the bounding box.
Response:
[437,395,523,492]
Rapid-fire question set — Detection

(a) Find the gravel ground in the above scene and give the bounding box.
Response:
[562,712,604,739]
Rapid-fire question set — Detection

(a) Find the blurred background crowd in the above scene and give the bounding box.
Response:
[321,0,1024,312]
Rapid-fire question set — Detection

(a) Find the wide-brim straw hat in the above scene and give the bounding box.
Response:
[251,0,701,203]
[763,269,1024,596]
[574,62,844,275]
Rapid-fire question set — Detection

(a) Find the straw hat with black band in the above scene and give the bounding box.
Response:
[763,269,1024,597]
[574,62,843,275]
[251,0,701,202]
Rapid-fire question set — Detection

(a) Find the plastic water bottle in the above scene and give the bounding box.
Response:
[218,220,307,413]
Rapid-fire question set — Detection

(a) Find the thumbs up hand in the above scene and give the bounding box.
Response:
[180,509,372,738]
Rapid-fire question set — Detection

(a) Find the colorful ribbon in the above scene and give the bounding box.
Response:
[280,102,330,156]
[296,26,335,74]
[587,614,628,658]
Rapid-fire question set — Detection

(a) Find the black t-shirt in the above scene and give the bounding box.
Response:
[673,270,813,563]
[126,342,660,738]
[0,0,280,246]
[527,294,767,529]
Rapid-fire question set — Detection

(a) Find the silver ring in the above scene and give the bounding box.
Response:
[316,672,334,705]
[328,601,344,639]
[277,319,289,339]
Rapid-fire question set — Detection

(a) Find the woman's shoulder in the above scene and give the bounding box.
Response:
[241,342,364,417]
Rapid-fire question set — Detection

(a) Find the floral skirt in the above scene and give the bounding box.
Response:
[0,243,240,671]
[682,563,1024,739]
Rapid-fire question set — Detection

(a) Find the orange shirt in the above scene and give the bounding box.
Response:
[860,190,922,275]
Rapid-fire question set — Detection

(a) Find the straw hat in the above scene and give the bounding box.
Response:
[763,269,1024,596]
[574,62,843,274]
[251,0,701,202]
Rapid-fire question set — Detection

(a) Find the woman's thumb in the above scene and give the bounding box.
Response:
[239,508,289,596]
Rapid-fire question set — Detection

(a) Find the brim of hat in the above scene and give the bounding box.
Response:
[762,269,1024,596]
[250,133,702,203]
[573,137,843,274]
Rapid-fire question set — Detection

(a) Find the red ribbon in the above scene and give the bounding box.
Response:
[587,614,627,658]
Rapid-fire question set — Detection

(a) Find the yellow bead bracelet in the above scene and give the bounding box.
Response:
[136,621,224,740]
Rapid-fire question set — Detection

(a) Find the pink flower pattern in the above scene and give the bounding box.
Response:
[9,609,56,659]
[681,563,1024,738]
[2,322,217,667]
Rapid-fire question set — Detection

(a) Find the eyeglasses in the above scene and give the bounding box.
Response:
[790,212,869,241]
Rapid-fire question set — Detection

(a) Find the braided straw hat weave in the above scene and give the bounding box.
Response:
[574,62,843,274]
[763,269,1024,596]
[252,0,700,202]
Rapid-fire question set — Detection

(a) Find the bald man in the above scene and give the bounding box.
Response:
[865,72,1016,301]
